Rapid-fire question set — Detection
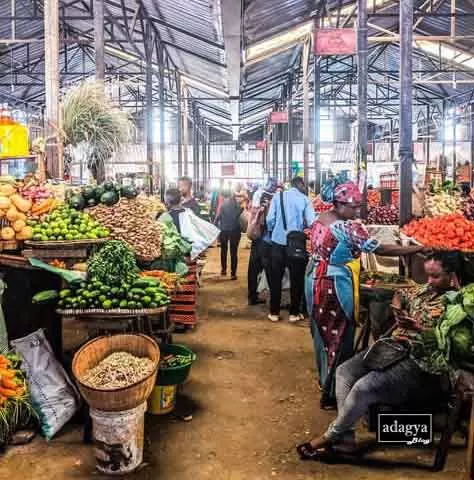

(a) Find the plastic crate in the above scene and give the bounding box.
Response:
[169,304,195,314]
[176,283,196,293]
[380,173,398,190]
[171,294,197,304]
[169,313,197,325]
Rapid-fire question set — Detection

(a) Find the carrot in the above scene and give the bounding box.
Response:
[0,386,17,397]
[2,377,17,389]
[0,369,15,379]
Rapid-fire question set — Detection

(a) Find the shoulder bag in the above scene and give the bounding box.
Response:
[280,191,308,260]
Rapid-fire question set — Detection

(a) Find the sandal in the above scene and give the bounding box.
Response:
[296,442,331,461]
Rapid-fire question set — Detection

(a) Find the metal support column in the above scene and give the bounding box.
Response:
[182,83,189,176]
[282,123,287,182]
[145,22,154,193]
[389,118,394,164]
[207,126,211,184]
[272,125,278,178]
[399,0,413,226]
[313,50,321,194]
[442,100,447,182]
[426,105,431,166]
[302,40,310,184]
[452,105,457,182]
[287,76,293,181]
[44,0,61,178]
[357,0,368,217]
[471,105,474,187]
[201,121,207,187]
[158,43,166,198]
[94,0,104,81]
[176,73,183,177]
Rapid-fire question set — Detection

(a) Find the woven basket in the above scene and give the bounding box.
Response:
[72,334,160,411]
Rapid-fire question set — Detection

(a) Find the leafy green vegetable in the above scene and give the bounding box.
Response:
[159,221,192,261]
[436,303,467,350]
[462,284,474,318]
[88,240,138,286]
[451,321,474,360]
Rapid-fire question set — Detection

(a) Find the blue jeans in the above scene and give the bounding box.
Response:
[325,349,442,441]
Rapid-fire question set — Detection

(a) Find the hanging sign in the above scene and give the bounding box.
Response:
[270,111,289,124]
[221,164,236,177]
[314,29,356,56]
[255,140,267,150]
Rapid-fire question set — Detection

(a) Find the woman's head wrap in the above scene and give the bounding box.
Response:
[321,172,362,204]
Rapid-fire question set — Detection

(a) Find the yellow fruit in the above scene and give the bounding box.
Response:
[1,227,15,240]
[0,197,11,210]
[6,205,19,222]
[0,184,16,197]
[16,226,33,240]
[12,219,26,233]
[10,194,32,213]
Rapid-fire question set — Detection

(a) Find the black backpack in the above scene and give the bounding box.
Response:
[280,191,308,261]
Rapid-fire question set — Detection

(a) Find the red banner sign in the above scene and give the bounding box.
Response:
[314,29,356,56]
[221,164,236,177]
[270,111,288,124]
[255,140,266,150]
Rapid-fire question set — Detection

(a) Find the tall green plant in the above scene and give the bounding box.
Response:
[61,80,133,181]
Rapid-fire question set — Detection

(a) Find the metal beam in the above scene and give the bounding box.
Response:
[44,0,61,178]
[220,0,242,141]
[145,20,154,193]
[357,0,368,218]
[94,0,104,80]
[399,0,413,226]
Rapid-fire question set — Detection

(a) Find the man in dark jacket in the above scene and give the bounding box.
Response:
[215,190,242,280]
[178,176,201,216]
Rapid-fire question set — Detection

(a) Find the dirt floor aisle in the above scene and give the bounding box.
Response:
[0,245,468,479]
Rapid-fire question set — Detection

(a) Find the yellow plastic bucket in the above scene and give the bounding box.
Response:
[147,385,177,415]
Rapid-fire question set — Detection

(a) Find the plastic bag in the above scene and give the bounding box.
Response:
[257,268,291,293]
[179,209,220,260]
[11,329,80,440]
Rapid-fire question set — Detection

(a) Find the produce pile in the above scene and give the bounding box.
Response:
[57,241,170,310]
[463,197,474,221]
[424,191,463,217]
[160,221,192,260]
[136,193,166,219]
[367,205,399,225]
[81,352,154,390]
[29,205,109,241]
[312,196,332,213]
[159,353,193,370]
[87,198,162,259]
[0,353,36,445]
[418,285,474,371]
[402,214,474,251]
[360,271,407,286]
[140,270,180,292]
[368,190,381,208]
[67,181,138,210]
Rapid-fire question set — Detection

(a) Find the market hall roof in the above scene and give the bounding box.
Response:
[2,0,474,138]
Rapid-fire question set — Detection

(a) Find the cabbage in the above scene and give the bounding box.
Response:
[436,303,467,350]
[462,284,474,318]
[451,322,474,360]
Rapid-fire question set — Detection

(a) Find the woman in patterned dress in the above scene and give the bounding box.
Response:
[305,177,424,409]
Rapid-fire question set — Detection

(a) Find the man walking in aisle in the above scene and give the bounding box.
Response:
[247,177,278,306]
[266,177,316,323]
[178,176,201,216]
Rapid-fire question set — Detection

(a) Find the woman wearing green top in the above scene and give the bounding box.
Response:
[297,252,461,460]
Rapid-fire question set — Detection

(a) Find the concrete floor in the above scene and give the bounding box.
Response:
[0,246,469,479]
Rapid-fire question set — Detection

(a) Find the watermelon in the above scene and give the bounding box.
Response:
[68,194,86,210]
[82,185,96,200]
[103,181,116,192]
[101,191,119,206]
[120,185,138,199]
[94,185,105,201]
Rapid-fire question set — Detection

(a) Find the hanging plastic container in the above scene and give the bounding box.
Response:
[0,105,29,158]
[90,402,146,475]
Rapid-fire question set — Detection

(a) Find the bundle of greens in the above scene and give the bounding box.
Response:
[424,287,474,371]
[87,240,138,286]
[160,221,192,261]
